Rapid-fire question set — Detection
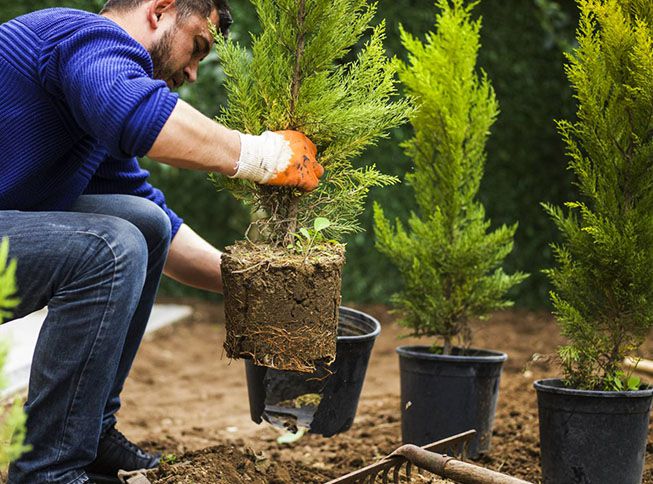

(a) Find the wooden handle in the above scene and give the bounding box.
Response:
[444,459,532,484]
[624,357,653,375]
[394,445,532,484]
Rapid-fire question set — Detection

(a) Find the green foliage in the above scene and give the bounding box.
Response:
[0,346,30,469]
[160,453,178,465]
[535,0,578,51]
[341,0,578,307]
[287,217,336,257]
[544,0,653,390]
[604,370,640,392]
[210,0,411,245]
[0,239,30,468]
[374,0,527,352]
[0,239,19,324]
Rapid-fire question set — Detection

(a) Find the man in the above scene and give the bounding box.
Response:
[0,0,323,481]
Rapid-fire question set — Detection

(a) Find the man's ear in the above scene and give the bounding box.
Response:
[147,0,176,29]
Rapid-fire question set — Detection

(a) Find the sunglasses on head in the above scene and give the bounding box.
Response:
[218,8,233,39]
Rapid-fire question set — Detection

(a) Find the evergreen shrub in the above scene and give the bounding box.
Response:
[210,0,411,246]
[544,0,653,390]
[374,0,527,354]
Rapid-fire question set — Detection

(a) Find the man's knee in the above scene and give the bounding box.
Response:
[118,197,172,249]
[92,217,149,279]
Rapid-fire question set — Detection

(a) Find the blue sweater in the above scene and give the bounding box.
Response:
[0,8,183,236]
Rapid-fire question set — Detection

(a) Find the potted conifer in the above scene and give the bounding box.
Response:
[0,238,30,468]
[210,0,409,434]
[535,1,653,482]
[373,0,527,458]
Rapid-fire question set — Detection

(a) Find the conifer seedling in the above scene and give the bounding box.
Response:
[211,0,410,371]
[374,0,527,355]
[543,0,653,391]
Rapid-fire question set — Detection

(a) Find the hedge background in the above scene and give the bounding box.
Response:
[1,0,579,307]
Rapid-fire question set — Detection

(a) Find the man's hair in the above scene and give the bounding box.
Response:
[101,0,232,37]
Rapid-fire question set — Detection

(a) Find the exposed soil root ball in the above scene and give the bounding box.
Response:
[222,241,345,372]
[149,444,336,483]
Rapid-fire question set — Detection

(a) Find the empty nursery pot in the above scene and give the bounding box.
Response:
[534,378,653,484]
[396,346,507,458]
[244,306,381,437]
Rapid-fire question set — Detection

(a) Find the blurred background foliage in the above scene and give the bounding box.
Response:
[1,0,579,307]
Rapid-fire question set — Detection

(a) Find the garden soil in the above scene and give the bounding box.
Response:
[115,300,653,483]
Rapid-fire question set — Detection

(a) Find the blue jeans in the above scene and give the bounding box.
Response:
[1,195,171,484]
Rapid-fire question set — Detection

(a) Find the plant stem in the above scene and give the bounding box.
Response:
[289,0,306,124]
[284,194,300,246]
[443,336,452,356]
[278,0,306,245]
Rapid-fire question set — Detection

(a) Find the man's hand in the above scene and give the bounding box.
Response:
[233,130,324,191]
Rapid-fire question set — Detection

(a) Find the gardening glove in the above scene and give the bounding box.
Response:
[232,130,323,191]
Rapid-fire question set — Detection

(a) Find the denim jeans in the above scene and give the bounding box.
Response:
[1,195,171,484]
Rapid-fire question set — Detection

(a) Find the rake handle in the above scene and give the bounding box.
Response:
[393,445,532,484]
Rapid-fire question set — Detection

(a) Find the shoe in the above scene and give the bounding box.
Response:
[86,425,160,481]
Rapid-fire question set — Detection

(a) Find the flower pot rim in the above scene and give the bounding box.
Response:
[534,377,653,398]
[337,306,381,342]
[395,344,507,363]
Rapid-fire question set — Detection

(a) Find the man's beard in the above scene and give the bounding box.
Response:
[150,28,183,87]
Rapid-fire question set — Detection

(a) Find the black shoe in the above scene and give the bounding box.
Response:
[86,425,160,480]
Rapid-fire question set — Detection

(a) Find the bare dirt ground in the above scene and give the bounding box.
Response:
[118,300,653,483]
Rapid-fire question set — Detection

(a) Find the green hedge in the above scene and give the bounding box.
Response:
[2,1,579,306]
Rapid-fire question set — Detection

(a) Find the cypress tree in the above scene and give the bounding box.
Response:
[210,0,411,246]
[374,0,527,355]
[210,0,410,371]
[543,0,653,390]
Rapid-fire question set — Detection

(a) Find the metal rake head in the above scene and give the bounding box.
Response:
[326,430,475,484]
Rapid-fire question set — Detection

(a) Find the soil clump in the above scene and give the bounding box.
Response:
[221,242,345,372]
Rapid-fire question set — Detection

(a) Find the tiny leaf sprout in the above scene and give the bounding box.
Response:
[313,217,331,232]
[288,217,334,260]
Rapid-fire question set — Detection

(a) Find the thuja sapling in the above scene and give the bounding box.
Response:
[0,238,30,467]
[543,0,653,391]
[374,0,527,356]
[210,0,411,371]
[534,5,653,482]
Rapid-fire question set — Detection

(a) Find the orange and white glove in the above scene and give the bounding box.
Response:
[232,130,324,191]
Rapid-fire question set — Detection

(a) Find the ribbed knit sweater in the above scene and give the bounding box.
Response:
[0,8,183,236]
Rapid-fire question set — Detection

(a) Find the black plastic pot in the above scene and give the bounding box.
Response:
[244,306,381,437]
[396,345,507,458]
[534,378,653,484]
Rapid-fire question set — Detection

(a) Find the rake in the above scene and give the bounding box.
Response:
[327,430,532,484]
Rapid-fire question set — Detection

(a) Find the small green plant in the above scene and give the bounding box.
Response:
[604,371,641,392]
[0,238,29,468]
[160,453,178,465]
[287,217,334,257]
[374,0,527,355]
[210,0,411,247]
[544,0,653,390]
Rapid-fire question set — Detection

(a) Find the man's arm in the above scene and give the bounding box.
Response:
[164,223,223,293]
[147,99,239,176]
[147,100,324,191]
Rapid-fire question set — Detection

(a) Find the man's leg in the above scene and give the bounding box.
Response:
[4,210,149,484]
[68,195,171,431]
